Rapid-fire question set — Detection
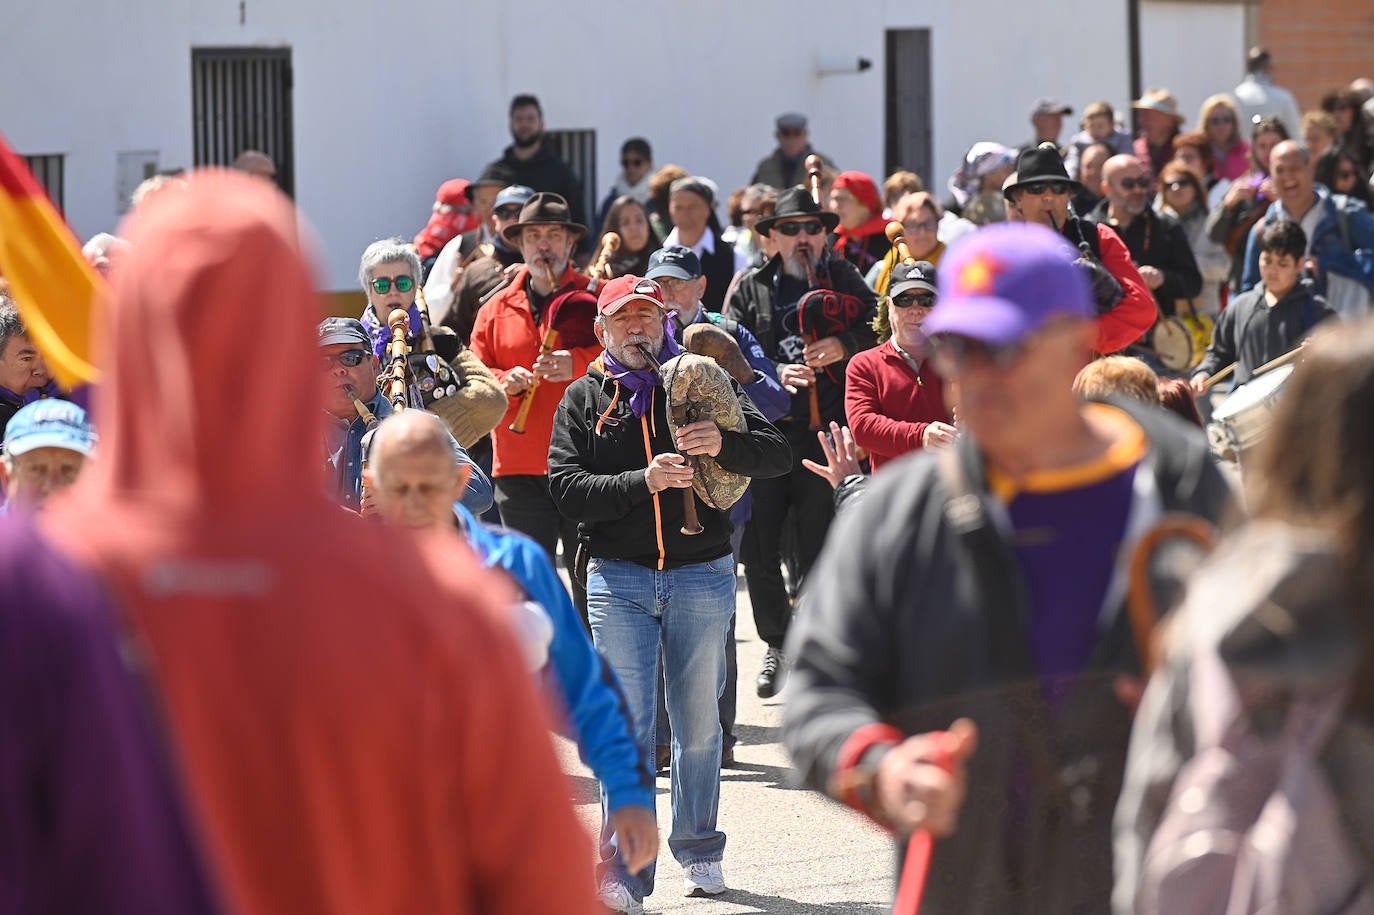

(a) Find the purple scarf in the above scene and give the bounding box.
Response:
[360,304,423,360]
[602,331,683,418]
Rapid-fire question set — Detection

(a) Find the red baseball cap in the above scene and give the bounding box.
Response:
[597,275,670,316]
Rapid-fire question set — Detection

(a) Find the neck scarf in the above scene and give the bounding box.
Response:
[360,304,423,360]
[601,328,682,418]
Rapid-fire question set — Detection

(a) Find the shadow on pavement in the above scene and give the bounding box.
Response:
[719,760,804,791]
[705,888,889,913]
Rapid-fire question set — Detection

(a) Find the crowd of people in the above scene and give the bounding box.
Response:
[4,45,1374,915]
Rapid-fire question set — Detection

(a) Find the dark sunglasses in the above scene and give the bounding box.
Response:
[621,157,646,168]
[370,275,414,294]
[929,334,1028,374]
[892,291,936,309]
[778,127,806,137]
[321,348,369,369]
[1020,180,1070,197]
[774,220,826,237]
[495,205,523,220]
[1117,177,1150,191]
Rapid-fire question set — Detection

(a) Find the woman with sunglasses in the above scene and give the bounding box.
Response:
[1198,95,1250,183]
[1321,87,1374,173]
[594,138,653,236]
[596,195,660,279]
[844,260,955,473]
[1314,146,1373,208]
[1157,162,1231,319]
[354,238,507,449]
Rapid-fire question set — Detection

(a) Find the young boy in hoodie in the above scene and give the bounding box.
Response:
[1191,219,1335,393]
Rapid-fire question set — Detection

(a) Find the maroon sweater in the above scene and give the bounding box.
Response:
[844,339,952,472]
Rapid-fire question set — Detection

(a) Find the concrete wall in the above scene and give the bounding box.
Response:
[5,0,1246,292]
[1140,1,1249,131]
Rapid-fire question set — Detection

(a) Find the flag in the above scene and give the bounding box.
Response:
[0,132,101,388]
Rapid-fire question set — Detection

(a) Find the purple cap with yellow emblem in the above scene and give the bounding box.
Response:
[924,222,1093,346]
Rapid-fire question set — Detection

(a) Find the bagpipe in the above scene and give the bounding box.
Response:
[508,260,600,434]
[1049,212,1124,316]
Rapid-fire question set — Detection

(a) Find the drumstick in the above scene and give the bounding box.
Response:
[1198,362,1235,392]
[1252,346,1303,377]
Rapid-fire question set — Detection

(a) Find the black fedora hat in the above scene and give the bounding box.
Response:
[500,192,587,244]
[754,187,840,237]
[1004,142,1081,196]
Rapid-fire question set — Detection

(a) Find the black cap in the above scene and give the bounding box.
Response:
[889,261,938,297]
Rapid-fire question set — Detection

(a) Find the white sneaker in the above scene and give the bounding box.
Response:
[683,860,726,896]
[597,877,643,914]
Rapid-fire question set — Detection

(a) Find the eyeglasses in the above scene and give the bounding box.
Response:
[904,220,938,233]
[891,291,936,309]
[1116,177,1150,191]
[621,157,646,168]
[370,275,414,295]
[494,205,523,220]
[778,128,806,137]
[434,203,473,215]
[321,348,369,369]
[929,334,1029,375]
[1020,180,1071,197]
[655,276,696,290]
[1206,115,1235,125]
[1164,181,1194,192]
[773,220,826,237]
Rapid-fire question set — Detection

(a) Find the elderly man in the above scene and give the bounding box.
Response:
[470,192,599,604]
[232,149,276,182]
[1132,90,1186,181]
[549,275,790,913]
[353,237,508,450]
[318,315,491,515]
[1086,154,1202,318]
[783,222,1234,914]
[750,112,835,190]
[364,409,660,894]
[1,399,95,513]
[661,177,747,312]
[422,163,519,325]
[0,300,54,440]
[727,187,878,698]
[1240,140,1374,314]
[483,94,585,230]
[1233,47,1302,138]
[1004,144,1156,354]
[1018,97,1072,157]
[436,183,535,345]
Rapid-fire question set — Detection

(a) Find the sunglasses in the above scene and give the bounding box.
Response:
[1116,177,1150,191]
[1164,180,1194,192]
[774,220,826,237]
[370,275,414,295]
[1206,115,1235,125]
[778,128,806,137]
[621,157,646,168]
[321,348,369,369]
[1020,180,1070,197]
[494,205,524,220]
[892,291,936,309]
[929,335,1029,375]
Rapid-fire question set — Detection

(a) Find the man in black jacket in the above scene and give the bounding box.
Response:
[1086,154,1202,317]
[484,95,586,233]
[726,187,878,698]
[783,223,1234,915]
[549,275,789,913]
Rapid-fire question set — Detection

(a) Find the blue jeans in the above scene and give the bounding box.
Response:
[589,555,735,900]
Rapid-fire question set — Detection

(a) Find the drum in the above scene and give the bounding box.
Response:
[1206,364,1295,458]
[1151,316,1197,373]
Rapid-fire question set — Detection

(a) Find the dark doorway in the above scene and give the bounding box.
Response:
[544,128,597,230]
[191,47,295,196]
[885,29,933,186]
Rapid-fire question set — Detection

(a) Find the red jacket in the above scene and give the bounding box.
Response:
[470,265,596,478]
[844,339,952,472]
[1092,223,1156,355]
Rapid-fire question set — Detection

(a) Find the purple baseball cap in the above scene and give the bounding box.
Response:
[924,222,1093,346]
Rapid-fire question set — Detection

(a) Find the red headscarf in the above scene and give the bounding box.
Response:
[42,170,597,915]
[413,178,479,258]
[831,171,890,246]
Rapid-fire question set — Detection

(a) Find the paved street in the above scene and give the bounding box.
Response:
[558,574,897,914]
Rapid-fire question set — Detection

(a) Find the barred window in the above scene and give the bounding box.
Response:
[22,154,65,214]
[544,129,597,229]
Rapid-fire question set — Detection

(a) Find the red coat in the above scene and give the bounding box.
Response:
[470,265,597,478]
[1092,223,1156,355]
[845,339,952,472]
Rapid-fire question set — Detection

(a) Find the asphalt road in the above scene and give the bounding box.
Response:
[557,574,897,914]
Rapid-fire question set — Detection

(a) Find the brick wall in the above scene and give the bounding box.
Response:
[1258,0,1374,111]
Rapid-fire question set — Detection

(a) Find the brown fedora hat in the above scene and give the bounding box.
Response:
[500,192,587,244]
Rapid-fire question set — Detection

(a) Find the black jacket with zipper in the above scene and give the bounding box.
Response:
[548,358,791,570]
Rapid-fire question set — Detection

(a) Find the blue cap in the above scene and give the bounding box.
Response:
[646,245,702,281]
[317,317,371,348]
[925,222,1092,346]
[2,399,96,457]
[494,184,536,210]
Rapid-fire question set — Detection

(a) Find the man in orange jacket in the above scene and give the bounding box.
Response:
[471,192,600,612]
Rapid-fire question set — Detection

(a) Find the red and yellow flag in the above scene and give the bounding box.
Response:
[0,132,101,388]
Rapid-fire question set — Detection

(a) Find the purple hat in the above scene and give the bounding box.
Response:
[924,222,1092,346]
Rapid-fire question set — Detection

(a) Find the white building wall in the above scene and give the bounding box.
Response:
[1141,2,1249,130]
[2,0,1237,293]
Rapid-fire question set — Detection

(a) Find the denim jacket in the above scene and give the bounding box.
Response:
[1241,186,1374,295]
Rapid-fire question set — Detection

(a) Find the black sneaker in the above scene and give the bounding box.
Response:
[756,647,786,698]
